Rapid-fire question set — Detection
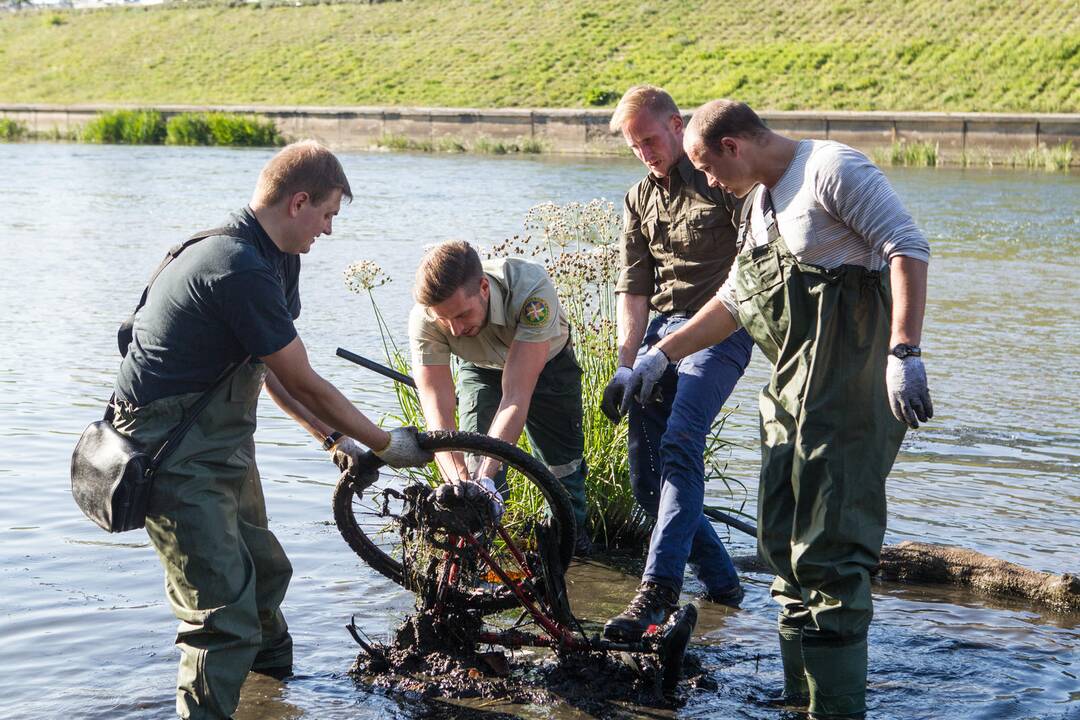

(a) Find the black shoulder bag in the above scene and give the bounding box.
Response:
[70,228,250,533]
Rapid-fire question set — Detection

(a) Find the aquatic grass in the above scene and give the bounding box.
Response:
[873,140,938,167]
[81,109,281,146]
[0,118,28,141]
[1005,142,1073,171]
[81,109,166,144]
[377,133,548,156]
[166,112,283,147]
[344,201,748,551]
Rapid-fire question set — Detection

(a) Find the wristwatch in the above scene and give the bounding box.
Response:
[322,431,344,451]
[890,343,922,359]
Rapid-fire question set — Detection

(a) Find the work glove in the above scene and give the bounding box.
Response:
[330,436,365,474]
[886,355,934,429]
[433,476,505,523]
[600,366,633,423]
[373,426,434,468]
[620,346,670,416]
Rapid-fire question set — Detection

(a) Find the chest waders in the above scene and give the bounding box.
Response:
[732,190,906,717]
[113,362,293,719]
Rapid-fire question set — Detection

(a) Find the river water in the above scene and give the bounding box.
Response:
[0,143,1077,719]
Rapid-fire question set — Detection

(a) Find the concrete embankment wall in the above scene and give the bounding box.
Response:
[3,104,1078,164]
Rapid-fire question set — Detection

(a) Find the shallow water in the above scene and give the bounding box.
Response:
[0,143,1077,719]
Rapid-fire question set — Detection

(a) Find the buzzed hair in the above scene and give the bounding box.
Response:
[609,85,682,133]
[414,240,485,306]
[253,139,353,207]
[686,100,770,151]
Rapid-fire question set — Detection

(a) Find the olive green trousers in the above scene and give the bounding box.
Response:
[733,222,907,716]
[113,364,292,719]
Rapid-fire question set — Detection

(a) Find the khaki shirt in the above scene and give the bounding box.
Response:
[409,257,569,370]
[615,154,740,314]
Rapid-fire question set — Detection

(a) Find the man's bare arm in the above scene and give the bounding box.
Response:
[889,256,927,347]
[414,363,470,482]
[262,336,390,451]
[264,369,334,443]
[616,292,650,367]
[654,295,738,363]
[474,340,548,479]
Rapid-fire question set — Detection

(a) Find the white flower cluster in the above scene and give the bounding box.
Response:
[343,259,392,293]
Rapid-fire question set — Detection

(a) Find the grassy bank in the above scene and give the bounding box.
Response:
[1,0,1077,112]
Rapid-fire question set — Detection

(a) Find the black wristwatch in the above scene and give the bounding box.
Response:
[890,343,922,359]
[322,431,344,451]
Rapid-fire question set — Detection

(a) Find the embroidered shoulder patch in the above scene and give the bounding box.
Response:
[520,296,551,327]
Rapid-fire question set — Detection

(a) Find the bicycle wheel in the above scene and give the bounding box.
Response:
[333,430,576,612]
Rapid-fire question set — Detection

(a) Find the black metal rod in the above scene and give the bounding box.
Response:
[703,506,758,538]
[336,347,416,388]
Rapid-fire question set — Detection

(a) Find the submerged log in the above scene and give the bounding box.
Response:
[733,542,1080,613]
[877,541,1080,612]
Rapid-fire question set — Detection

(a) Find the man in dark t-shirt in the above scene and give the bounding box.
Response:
[109,141,432,720]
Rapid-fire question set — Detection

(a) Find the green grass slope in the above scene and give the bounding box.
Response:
[1,0,1077,112]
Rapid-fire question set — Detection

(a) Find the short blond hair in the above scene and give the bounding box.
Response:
[414,240,484,306]
[253,139,353,207]
[609,85,681,133]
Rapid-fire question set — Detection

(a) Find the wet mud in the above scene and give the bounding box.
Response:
[349,612,714,716]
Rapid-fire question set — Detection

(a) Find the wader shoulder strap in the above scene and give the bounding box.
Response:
[736,185,762,251]
[117,227,233,357]
[761,190,781,244]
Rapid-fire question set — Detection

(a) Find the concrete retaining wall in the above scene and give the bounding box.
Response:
[2,103,1078,164]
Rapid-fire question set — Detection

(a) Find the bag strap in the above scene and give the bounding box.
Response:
[146,355,253,475]
[118,227,233,357]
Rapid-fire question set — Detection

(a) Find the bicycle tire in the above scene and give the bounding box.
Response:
[333,430,577,612]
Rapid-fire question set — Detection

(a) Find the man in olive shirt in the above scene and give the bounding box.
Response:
[601,86,754,642]
[409,240,589,550]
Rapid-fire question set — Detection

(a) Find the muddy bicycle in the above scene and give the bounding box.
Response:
[332,429,698,698]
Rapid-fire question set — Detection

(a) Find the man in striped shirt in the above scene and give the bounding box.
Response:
[623,100,933,718]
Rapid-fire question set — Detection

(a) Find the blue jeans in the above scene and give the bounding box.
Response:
[628,314,753,595]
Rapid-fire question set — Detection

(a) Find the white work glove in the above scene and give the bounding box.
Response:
[373,426,434,468]
[886,355,934,429]
[600,366,633,423]
[620,346,670,416]
[330,436,365,473]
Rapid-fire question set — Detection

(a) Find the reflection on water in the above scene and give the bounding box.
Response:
[0,144,1077,719]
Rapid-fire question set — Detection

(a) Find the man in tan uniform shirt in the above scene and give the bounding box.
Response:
[408,240,589,550]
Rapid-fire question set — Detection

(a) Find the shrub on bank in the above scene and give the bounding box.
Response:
[81,109,167,144]
[82,109,282,146]
[0,118,28,141]
[166,112,282,147]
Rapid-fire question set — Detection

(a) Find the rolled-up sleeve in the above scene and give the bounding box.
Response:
[614,192,655,295]
[714,271,743,328]
[816,147,931,264]
[408,304,452,367]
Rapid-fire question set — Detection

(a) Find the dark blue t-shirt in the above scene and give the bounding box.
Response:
[115,207,301,406]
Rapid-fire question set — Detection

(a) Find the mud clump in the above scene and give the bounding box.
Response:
[350,613,710,713]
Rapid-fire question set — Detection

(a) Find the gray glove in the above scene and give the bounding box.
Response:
[373,426,434,468]
[600,366,633,423]
[886,355,934,429]
[330,436,364,474]
[620,346,670,416]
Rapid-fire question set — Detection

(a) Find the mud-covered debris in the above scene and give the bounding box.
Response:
[350,615,711,711]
